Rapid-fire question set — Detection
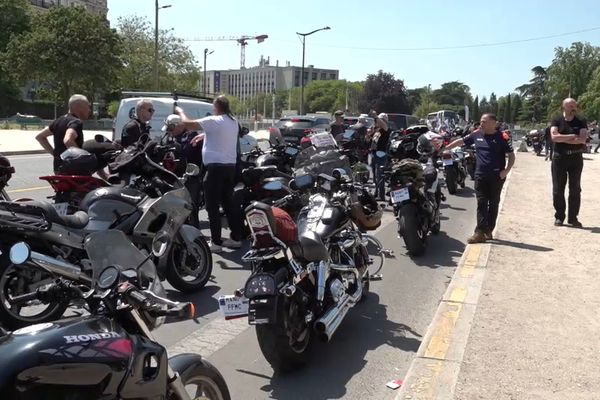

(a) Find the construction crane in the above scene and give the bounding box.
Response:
[184,34,268,69]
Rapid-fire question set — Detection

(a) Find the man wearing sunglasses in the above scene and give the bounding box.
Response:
[121,99,154,147]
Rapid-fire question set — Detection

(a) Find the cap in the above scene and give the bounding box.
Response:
[377,113,389,122]
[334,110,344,117]
[162,114,182,132]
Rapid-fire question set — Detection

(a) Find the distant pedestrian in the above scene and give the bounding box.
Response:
[368,111,392,201]
[176,95,242,252]
[550,98,588,228]
[35,94,90,173]
[121,99,154,147]
[544,126,553,161]
[330,110,345,137]
[446,113,515,243]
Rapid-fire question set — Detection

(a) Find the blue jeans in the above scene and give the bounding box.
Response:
[371,152,387,199]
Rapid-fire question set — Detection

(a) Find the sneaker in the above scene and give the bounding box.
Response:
[222,239,242,249]
[467,232,487,244]
[209,241,223,252]
[484,231,493,240]
[554,219,564,226]
[568,219,583,228]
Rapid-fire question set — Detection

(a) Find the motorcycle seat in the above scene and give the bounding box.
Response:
[22,201,89,229]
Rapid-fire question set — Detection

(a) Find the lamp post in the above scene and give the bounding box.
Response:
[154,1,172,91]
[297,26,330,115]
[203,48,214,96]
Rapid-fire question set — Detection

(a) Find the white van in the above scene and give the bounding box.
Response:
[113,96,214,142]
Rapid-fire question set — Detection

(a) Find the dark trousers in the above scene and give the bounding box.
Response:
[184,175,202,228]
[371,152,387,200]
[474,176,504,234]
[204,164,241,244]
[551,153,583,221]
[595,140,600,153]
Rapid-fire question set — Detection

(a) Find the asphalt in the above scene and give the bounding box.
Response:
[4,153,477,399]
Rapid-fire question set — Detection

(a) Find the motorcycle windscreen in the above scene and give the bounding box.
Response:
[294,148,353,180]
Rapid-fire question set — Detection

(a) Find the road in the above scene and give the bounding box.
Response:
[5,153,477,400]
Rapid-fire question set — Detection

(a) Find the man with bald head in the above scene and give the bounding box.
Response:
[550,98,588,227]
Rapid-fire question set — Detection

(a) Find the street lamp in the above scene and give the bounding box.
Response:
[154,1,172,91]
[297,26,330,115]
[203,48,214,96]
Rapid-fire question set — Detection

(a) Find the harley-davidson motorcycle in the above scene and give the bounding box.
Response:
[0,230,230,400]
[219,146,387,372]
[0,141,211,329]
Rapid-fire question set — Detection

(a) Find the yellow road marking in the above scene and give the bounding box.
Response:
[460,244,481,278]
[423,303,462,360]
[6,185,49,193]
[449,287,467,303]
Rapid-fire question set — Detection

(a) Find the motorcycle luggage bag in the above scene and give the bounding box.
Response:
[391,158,424,187]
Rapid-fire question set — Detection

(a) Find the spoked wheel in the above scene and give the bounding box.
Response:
[0,261,68,330]
[170,355,231,400]
[362,234,389,278]
[166,236,213,293]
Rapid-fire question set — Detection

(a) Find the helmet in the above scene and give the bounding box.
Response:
[350,190,383,231]
[0,154,15,188]
[59,148,98,175]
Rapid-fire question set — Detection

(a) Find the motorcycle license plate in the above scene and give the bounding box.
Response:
[443,159,453,166]
[390,188,410,204]
[218,295,249,320]
[53,202,69,216]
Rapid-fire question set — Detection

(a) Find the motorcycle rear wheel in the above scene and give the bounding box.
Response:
[399,204,426,256]
[169,354,231,400]
[445,167,458,194]
[167,236,213,293]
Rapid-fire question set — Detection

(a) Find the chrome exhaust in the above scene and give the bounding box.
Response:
[316,261,328,302]
[29,250,91,285]
[314,282,363,342]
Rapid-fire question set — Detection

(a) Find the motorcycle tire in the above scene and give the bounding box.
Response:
[0,257,69,330]
[399,203,426,256]
[467,163,475,180]
[445,167,458,195]
[169,354,231,400]
[256,296,312,372]
[166,236,213,293]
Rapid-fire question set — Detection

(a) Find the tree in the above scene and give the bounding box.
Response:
[511,94,522,123]
[2,6,122,106]
[579,65,600,121]
[479,96,491,114]
[358,70,410,113]
[116,16,200,93]
[432,81,472,107]
[503,94,512,123]
[545,42,600,118]
[471,96,480,122]
[515,66,548,123]
[489,93,499,116]
[413,85,439,118]
[407,87,427,114]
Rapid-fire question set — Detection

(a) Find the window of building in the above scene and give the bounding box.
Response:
[329,73,337,80]
[320,73,326,80]
[312,72,317,80]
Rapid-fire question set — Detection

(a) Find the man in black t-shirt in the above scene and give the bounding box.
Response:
[550,98,588,227]
[35,94,90,173]
[330,110,345,137]
[121,99,154,147]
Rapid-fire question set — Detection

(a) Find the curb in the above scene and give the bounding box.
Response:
[394,165,515,400]
[2,150,48,156]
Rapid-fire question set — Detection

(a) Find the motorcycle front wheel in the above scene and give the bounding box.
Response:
[167,236,213,293]
[169,354,231,400]
[399,203,426,256]
[0,258,68,330]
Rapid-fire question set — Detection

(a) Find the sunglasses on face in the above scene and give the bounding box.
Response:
[147,108,155,113]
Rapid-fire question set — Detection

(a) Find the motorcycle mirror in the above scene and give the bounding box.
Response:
[185,163,200,177]
[263,180,284,191]
[95,134,108,143]
[152,232,170,258]
[332,168,350,182]
[9,242,31,265]
[375,150,387,158]
[343,130,354,140]
[284,146,299,156]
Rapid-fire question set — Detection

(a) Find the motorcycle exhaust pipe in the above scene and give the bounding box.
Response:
[316,261,328,302]
[314,283,363,342]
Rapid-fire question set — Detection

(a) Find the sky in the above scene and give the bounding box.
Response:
[107,0,600,99]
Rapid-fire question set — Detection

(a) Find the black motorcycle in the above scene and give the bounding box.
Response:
[0,230,230,400]
[441,148,468,195]
[0,153,15,201]
[387,157,442,256]
[388,129,424,162]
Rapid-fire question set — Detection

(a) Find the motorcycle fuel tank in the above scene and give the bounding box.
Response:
[79,186,146,231]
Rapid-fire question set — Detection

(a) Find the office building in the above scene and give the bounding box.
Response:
[205,56,339,101]
[29,0,107,15]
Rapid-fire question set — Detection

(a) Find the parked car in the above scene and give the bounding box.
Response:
[387,114,420,131]
[274,115,331,144]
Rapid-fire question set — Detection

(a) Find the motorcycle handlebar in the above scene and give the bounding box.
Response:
[122,286,195,320]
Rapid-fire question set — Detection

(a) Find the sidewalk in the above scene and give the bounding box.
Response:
[398,150,600,399]
[0,129,111,155]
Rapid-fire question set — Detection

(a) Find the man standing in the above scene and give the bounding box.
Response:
[550,98,588,227]
[176,95,242,252]
[330,110,345,137]
[162,114,204,227]
[446,113,515,243]
[369,112,391,200]
[121,99,154,147]
[36,94,90,173]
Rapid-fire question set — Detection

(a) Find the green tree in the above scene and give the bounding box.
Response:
[489,93,499,116]
[511,94,522,123]
[413,85,438,118]
[579,65,600,121]
[545,42,600,118]
[407,87,427,114]
[116,15,200,93]
[503,94,512,123]
[432,81,472,106]
[516,66,549,123]
[2,5,122,106]
[471,96,480,121]
[479,96,491,114]
[358,70,410,113]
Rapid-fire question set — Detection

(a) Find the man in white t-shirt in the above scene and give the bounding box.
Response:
[176,95,242,252]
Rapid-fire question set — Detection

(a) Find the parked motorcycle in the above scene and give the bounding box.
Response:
[531,134,544,156]
[464,144,476,180]
[0,140,212,329]
[0,154,15,201]
[220,147,387,372]
[441,147,468,194]
[387,157,442,256]
[388,126,427,162]
[0,230,230,400]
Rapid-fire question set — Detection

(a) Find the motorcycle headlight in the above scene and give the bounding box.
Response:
[245,273,276,299]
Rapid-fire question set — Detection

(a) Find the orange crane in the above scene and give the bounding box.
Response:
[184,34,268,69]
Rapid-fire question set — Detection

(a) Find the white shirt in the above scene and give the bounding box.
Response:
[198,115,238,165]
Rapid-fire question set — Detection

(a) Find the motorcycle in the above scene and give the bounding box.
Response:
[464,144,476,180]
[0,154,15,201]
[0,230,230,400]
[441,147,468,195]
[219,146,388,372]
[531,134,544,156]
[387,157,443,256]
[0,141,212,329]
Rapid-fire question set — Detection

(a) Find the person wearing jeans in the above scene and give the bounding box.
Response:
[445,113,515,243]
[550,98,588,228]
[176,95,242,252]
[368,111,391,201]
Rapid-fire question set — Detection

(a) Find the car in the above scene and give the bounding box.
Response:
[387,113,420,132]
[113,92,214,142]
[275,115,331,144]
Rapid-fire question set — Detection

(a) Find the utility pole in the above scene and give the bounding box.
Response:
[272,93,276,125]
[154,2,171,91]
[203,48,214,96]
[296,26,330,115]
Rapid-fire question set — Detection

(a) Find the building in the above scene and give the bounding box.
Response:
[205,56,339,101]
[29,0,107,15]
